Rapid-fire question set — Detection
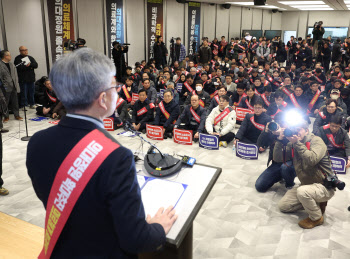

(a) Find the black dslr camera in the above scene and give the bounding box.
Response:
[314,21,323,29]
[267,122,298,138]
[324,174,345,190]
[64,38,86,51]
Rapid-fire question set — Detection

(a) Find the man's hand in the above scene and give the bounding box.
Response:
[52,113,58,119]
[163,128,166,135]
[346,159,350,169]
[194,132,199,139]
[43,107,51,115]
[234,139,238,146]
[259,147,265,152]
[127,86,132,91]
[286,135,299,144]
[314,109,319,114]
[26,62,31,67]
[130,101,135,105]
[146,206,178,235]
[277,128,285,140]
[212,132,220,136]
[184,92,188,96]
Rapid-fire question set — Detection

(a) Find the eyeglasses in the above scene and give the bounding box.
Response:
[103,85,118,93]
[254,107,263,110]
[327,105,336,108]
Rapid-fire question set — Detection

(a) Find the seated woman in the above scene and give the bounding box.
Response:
[316,114,350,168]
[239,85,263,111]
[313,99,345,136]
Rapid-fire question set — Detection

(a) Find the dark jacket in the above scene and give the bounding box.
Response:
[116,99,129,122]
[153,42,168,63]
[26,116,165,258]
[304,89,324,114]
[332,42,342,63]
[132,99,155,125]
[184,90,210,108]
[198,45,212,64]
[235,112,272,144]
[312,27,325,42]
[238,94,263,110]
[313,105,345,135]
[286,93,309,113]
[175,105,207,133]
[154,99,180,128]
[14,55,38,83]
[266,102,286,117]
[317,124,350,158]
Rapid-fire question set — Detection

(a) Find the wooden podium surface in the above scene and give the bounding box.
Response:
[0,212,44,259]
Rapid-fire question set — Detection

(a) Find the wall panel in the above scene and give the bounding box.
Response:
[252,9,262,30]
[229,6,241,39]
[202,3,215,40]
[216,6,229,39]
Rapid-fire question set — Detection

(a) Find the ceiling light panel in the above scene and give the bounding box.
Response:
[226,2,254,5]
[291,5,329,8]
[279,1,325,4]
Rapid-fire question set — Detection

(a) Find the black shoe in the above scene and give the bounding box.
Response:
[0,128,9,133]
[163,134,168,139]
[193,138,199,143]
[167,132,173,139]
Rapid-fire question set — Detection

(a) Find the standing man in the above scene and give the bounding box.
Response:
[153,36,168,69]
[197,39,212,65]
[112,41,128,82]
[26,48,176,258]
[0,50,22,128]
[312,21,325,59]
[14,46,38,109]
[174,37,186,63]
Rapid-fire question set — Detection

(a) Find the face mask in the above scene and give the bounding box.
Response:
[222,62,225,66]
[226,64,230,68]
[196,86,203,92]
[331,94,339,100]
[258,69,263,73]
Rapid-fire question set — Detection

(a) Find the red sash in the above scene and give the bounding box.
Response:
[314,74,323,84]
[307,89,321,114]
[267,75,274,82]
[214,107,233,126]
[39,129,120,259]
[263,80,269,87]
[234,93,247,106]
[261,94,270,107]
[115,98,125,109]
[323,125,344,148]
[190,107,201,123]
[137,103,155,116]
[254,89,261,96]
[210,90,218,99]
[271,109,282,119]
[319,111,326,119]
[238,44,246,51]
[174,77,180,83]
[282,87,301,109]
[184,82,194,93]
[245,98,254,111]
[159,101,170,119]
[338,72,342,79]
[192,92,205,107]
[250,116,265,131]
[122,85,132,102]
[46,91,57,103]
[340,78,350,86]
[214,95,220,104]
[248,67,253,74]
[251,43,258,49]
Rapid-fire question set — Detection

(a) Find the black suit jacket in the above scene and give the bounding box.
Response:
[27,116,165,258]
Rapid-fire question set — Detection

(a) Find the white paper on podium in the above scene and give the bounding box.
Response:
[141,178,187,217]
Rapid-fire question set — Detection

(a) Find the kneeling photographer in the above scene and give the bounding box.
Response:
[274,112,344,229]
[255,112,296,193]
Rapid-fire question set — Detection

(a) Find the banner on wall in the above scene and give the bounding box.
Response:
[106,0,124,58]
[187,2,200,56]
[47,0,75,62]
[147,0,164,60]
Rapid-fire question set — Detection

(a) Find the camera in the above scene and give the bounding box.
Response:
[284,128,298,138]
[324,174,345,190]
[314,21,323,29]
[64,38,86,51]
[114,42,130,51]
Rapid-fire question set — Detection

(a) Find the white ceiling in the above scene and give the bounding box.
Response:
[193,0,350,11]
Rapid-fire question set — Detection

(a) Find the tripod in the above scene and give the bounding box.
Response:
[21,106,31,141]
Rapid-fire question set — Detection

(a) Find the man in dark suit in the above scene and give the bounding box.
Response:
[26,48,177,258]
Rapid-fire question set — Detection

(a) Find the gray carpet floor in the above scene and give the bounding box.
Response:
[1,109,350,259]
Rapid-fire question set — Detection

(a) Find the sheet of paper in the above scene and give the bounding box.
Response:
[137,175,146,189]
[21,56,30,65]
[141,178,187,217]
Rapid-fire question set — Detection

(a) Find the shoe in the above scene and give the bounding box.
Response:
[320,201,328,215]
[163,134,168,140]
[29,105,35,109]
[15,116,23,121]
[3,117,9,123]
[0,128,9,133]
[0,187,9,196]
[141,129,146,134]
[167,132,173,139]
[219,141,228,148]
[298,216,324,229]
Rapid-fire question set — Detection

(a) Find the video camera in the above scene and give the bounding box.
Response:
[314,21,323,29]
[64,38,86,51]
[114,42,130,51]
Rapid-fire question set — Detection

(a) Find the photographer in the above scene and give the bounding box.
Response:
[112,41,128,82]
[312,21,325,58]
[255,112,296,192]
[275,120,335,229]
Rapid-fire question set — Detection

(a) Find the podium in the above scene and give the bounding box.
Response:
[137,163,222,259]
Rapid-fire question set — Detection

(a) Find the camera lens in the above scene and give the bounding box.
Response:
[284,128,294,138]
[268,122,278,131]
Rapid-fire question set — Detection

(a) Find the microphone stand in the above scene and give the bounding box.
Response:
[124,122,165,158]
[16,61,31,141]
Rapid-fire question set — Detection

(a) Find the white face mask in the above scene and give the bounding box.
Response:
[258,69,263,73]
[222,62,225,66]
[196,86,203,92]
[331,94,339,100]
